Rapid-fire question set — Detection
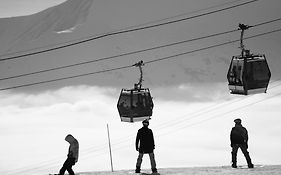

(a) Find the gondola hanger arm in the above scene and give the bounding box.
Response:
[133,60,144,90]
[238,23,253,56]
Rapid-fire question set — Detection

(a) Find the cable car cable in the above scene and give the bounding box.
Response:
[157,79,281,131]
[0,0,259,62]
[0,28,251,81]
[157,88,281,138]
[0,23,239,81]
[1,17,281,82]
[0,0,251,61]
[0,27,280,91]
[145,27,281,64]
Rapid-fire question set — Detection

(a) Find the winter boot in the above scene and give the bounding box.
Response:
[245,155,254,168]
[152,168,158,173]
[135,166,141,173]
[248,163,254,168]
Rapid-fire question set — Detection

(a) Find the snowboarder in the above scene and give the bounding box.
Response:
[58,134,79,175]
[230,118,254,168]
[135,119,157,173]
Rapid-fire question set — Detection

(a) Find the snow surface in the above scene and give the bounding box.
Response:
[74,165,281,175]
[0,0,94,54]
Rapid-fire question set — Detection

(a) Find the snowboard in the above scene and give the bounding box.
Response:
[140,172,160,175]
[222,164,264,169]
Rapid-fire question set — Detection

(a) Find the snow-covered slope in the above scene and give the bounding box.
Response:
[76,165,281,175]
[0,0,94,55]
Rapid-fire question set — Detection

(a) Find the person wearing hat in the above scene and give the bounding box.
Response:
[135,119,157,173]
[230,118,254,168]
[57,134,79,175]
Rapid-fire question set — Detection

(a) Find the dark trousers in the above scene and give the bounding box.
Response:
[136,152,157,170]
[59,157,76,175]
[231,144,252,166]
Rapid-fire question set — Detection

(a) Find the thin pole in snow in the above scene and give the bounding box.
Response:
[107,123,114,172]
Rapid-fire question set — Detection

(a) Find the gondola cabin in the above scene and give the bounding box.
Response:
[227,50,271,95]
[117,88,153,122]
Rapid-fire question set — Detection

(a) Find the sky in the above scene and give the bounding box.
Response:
[0,0,281,174]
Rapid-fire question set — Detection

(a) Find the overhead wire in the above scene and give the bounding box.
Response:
[0,0,259,62]
[145,27,281,64]
[0,0,251,60]
[6,141,111,175]
[0,29,238,81]
[0,65,131,91]
[152,79,281,131]
[1,26,280,91]
[157,86,281,137]
[1,16,281,82]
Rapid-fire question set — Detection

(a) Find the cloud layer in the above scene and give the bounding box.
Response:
[1,84,281,174]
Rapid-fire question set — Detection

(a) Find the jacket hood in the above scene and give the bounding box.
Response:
[65,134,76,143]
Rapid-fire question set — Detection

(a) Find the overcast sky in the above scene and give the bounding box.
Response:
[0,0,281,175]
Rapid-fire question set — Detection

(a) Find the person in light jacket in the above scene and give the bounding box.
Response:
[58,134,79,175]
[230,118,253,168]
[135,119,157,173]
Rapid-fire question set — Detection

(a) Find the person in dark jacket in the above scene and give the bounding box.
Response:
[135,119,157,173]
[230,118,254,168]
[58,134,79,175]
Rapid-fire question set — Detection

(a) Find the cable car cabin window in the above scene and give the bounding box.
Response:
[118,91,130,108]
[131,91,153,117]
[251,60,270,81]
[117,91,131,116]
[132,92,141,109]
[245,56,271,89]
[228,57,244,86]
[117,89,153,122]
[141,92,153,110]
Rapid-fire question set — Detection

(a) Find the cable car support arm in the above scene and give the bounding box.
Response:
[239,23,252,57]
[133,60,144,90]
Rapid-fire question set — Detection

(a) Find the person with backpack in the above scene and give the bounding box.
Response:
[230,118,254,168]
[58,134,79,175]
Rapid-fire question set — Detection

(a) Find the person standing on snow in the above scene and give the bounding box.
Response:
[230,118,254,168]
[135,119,157,173]
[58,134,79,175]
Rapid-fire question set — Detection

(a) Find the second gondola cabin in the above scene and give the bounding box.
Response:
[227,50,271,95]
[227,24,271,95]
